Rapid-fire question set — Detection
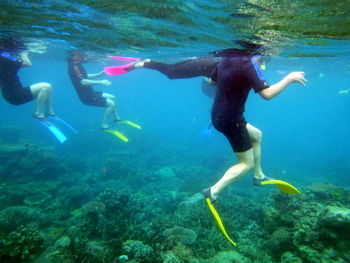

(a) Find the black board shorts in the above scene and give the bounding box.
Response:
[79,90,107,107]
[213,118,252,153]
[2,86,34,105]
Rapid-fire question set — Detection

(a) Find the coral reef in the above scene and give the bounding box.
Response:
[0,206,44,233]
[0,137,349,263]
[24,192,52,206]
[0,224,45,262]
[262,183,350,263]
[81,200,106,215]
[203,250,251,263]
[162,226,197,245]
[121,240,153,262]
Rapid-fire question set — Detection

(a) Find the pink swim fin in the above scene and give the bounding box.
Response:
[108,55,140,61]
[104,62,136,76]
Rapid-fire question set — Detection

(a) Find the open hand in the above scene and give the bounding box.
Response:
[287,72,307,86]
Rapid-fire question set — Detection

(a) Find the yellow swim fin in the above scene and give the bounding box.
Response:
[117,120,141,129]
[205,198,237,247]
[103,128,129,142]
[261,180,300,194]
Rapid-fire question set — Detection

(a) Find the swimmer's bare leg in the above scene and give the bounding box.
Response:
[44,83,54,115]
[102,93,119,128]
[30,82,53,118]
[246,123,265,179]
[210,149,254,200]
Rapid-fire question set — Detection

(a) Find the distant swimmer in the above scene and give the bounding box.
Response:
[0,37,56,121]
[202,46,306,204]
[338,88,350,95]
[67,50,121,130]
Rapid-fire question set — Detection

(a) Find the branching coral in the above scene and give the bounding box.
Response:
[0,224,45,262]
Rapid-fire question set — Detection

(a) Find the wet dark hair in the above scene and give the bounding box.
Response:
[235,40,266,54]
[0,36,26,53]
[211,39,267,57]
[67,50,88,63]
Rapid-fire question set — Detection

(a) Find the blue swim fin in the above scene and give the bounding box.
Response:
[46,115,77,134]
[37,120,67,143]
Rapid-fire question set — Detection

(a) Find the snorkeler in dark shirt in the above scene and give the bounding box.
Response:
[0,37,55,120]
[68,50,120,129]
[203,52,307,202]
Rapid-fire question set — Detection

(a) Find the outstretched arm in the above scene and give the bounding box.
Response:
[80,79,111,86]
[87,71,105,78]
[259,72,307,100]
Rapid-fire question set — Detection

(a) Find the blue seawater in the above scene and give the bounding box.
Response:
[0,1,349,263]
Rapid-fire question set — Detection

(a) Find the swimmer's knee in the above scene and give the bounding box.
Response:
[254,129,262,143]
[37,82,52,89]
[37,83,52,93]
[103,93,116,103]
[107,99,115,107]
[45,83,53,91]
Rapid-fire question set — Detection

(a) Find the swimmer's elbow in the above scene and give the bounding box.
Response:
[259,89,273,100]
